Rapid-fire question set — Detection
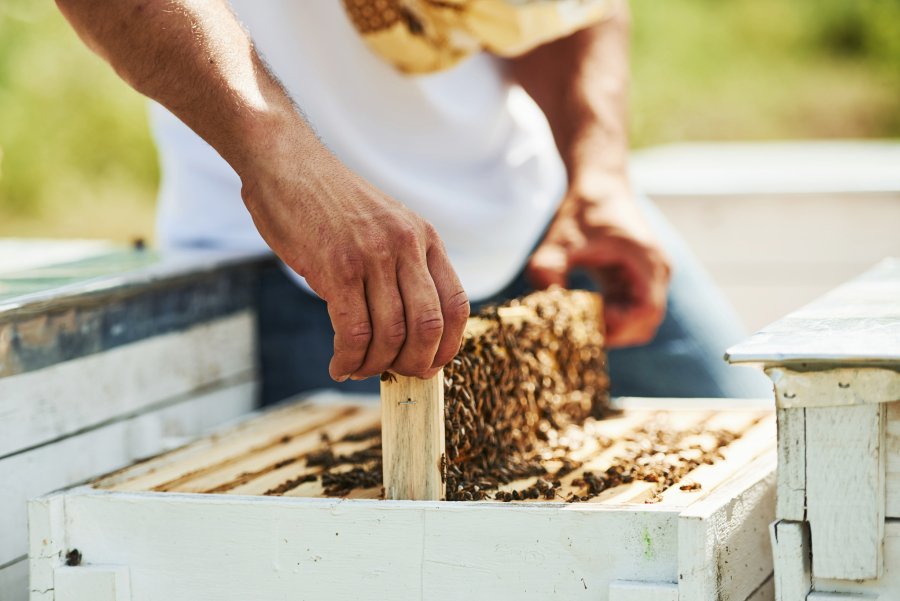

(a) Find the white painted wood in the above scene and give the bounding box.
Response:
[0,311,256,459]
[380,371,445,501]
[0,559,28,601]
[806,404,885,580]
[810,520,900,598]
[28,493,67,601]
[55,566,130,601]
[608,580,677,601]
[726,258,900,366]
[2,379,256,568]
[769,520,810,601]
[886,401,900,519]
[748,576,775,601]
[777,408,807,521]
[50,489,678,601]
[677,452,777,601]
[807,593,879,600]
[766,368,900,410]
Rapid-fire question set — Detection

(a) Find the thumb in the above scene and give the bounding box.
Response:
[526,242,569,289]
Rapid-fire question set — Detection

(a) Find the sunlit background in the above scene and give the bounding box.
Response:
[1,0,899,327]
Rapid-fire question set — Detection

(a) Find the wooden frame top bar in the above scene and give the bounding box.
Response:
[726,257,900,368]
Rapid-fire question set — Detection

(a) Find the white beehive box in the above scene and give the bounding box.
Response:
[727,258,900,600]
[28,394,777,601]
[0,243,269,601]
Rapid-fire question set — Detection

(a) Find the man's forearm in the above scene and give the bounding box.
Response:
[507,0,631,189]
[56,0,314,178]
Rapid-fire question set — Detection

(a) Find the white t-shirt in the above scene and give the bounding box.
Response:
[152,1,566,301]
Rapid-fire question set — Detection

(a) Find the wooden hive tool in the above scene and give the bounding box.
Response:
[380,288,609,501]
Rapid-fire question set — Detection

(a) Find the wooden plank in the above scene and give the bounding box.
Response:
[55,488,679,601]
[166,408,380,494]
[806,404,885,580]
[677,452,777,601]
[747,575,774,601]
[656,413,775,508]
[807,593,879,600]
[0,558,28,601]
[100,402,355,492]
[27,492,67,601]
[0,311,256,459]
[1,379,256,568]
[766,367,900,409]
[887,400,900,518]
[810,519,900,598]
[777,407,807,521]
[381,371,445,501]
[769,520,810,601]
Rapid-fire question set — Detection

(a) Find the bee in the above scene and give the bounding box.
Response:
[380,372,397,383]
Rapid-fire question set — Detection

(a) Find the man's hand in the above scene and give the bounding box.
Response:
[507,1,671,346]
[55,0,469,380]
[527,177,670,347]
[242,133,470,381]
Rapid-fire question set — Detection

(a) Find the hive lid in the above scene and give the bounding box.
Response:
[726,257,900,368]
[0,239,271,319]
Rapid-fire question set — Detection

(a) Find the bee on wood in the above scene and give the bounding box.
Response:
[380,372,397,383]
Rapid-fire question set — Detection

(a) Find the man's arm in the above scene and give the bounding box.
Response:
[56,0,469,380]
[507,1,671,347]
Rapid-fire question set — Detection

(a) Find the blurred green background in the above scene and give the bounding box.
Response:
[1,0,899,242]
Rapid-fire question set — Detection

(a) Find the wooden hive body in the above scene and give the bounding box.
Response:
[728,258,900,601]
[0,244,270,601]
[31,394,777,601]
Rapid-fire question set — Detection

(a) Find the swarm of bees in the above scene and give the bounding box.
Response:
[442,288,610,501]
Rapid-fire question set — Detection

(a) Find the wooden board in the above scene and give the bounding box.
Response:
[380,372,445,500]
[0,379,256,569]
[0,312,255,459]
[805,404,885,580]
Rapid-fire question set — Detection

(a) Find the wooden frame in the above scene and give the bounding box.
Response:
[30,395,777,601]
[728,257,900,599]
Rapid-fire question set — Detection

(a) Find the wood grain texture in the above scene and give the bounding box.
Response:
[677,452,777,601]
[887,400,900,518]
[0,311,256,459]
[769,520,810,601]
[806,403,885,580]
[776,407,807,521]
[810,519,900,598]
[27,492,66,601]
[381,371,445,500]
[766,367,900,409]
[1,379,255,568]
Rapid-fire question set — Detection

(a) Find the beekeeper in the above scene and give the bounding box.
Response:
[57,0,768,403]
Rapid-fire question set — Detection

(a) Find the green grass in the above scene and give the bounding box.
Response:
[1,0,898,240]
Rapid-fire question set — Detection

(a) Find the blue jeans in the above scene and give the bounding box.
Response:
[257,196,771,405]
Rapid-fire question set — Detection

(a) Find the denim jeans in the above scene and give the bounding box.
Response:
[257,196,771,405]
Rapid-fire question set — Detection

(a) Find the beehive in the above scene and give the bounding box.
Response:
[727,258,900,601]
[31,394,777,601]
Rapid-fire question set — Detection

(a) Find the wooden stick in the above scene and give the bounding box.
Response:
[380,370,446,500]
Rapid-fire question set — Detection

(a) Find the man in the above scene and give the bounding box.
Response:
[57,0,768,403]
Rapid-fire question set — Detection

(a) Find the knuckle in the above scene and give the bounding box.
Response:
[411,308,444,341]
[382,318,407,346]
[334,249,365,283]
[445,290,470,326]
[336,320,372,349]
[394,223,421,247]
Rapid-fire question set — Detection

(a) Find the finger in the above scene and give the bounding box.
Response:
[326,283,372,381]
[526,241,569,289]
[390,253,444,378]
[427,242,470,370]
[350,266,406,379]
